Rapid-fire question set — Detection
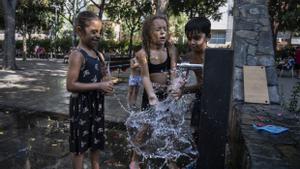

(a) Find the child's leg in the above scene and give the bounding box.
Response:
[130,124,152,169]
[132,86,139,106]
[90,150,100,169]
[72,153,84,169]
[133,124,152,144]
[129,151,140,169]
[167,160,179,169]
[128,86,134,106]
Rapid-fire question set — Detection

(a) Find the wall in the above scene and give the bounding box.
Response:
[232,0,280,103]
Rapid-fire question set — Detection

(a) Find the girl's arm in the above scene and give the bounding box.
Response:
[180,52,204,94]
[169,45,179,81]
[130,58,140,69]
[168,45,184,100]
[136,50,158,105]
[66,50,113,93]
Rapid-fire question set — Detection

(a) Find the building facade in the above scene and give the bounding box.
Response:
[208,0,233,48]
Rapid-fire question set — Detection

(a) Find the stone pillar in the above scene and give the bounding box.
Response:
[232,0,280,103]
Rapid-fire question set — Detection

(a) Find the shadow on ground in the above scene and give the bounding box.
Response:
[0,107,130,169]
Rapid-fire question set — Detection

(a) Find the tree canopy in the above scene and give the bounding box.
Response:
[105,0,153,55]
[169,0,227,20]
[268,0,300,48]
[16,0,55,37]
[269,0,300,34]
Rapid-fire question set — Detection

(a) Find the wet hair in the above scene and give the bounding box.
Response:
[185,17,211,38]
[75,11,101,29]
[142,15,169,58]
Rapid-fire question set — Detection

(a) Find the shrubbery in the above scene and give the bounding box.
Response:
[7,37,142,58]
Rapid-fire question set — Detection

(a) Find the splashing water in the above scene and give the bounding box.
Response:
[125,95,196,158]
[124,70,198,167]
[106,58,198,167]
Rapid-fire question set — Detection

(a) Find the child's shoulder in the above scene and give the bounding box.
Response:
[135,49,147,58]
[69,48,83,59]
[67,49,85,64]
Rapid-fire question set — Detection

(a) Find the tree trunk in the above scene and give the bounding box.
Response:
[1,0,18,70]
[22,25,27,61]
[99,0,105,20]
[28,33,32,57]
[22,33,27,61]
[155,0,169,15]
[271,20,279,52]
[72,26,77,47]
[72,0,78,47]
[128,28,134,58]
[287,31,292,45]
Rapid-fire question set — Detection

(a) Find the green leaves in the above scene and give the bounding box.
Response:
[169,0,226,19]
[269,0,300,32]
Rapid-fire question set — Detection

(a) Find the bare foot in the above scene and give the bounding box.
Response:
[129,161,140,169]
[168,161,179,169]
[132,125,151,145]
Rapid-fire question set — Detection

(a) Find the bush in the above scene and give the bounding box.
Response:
[288,82,300,113]
[54,37,73,54]
[98,40,142,57]
[1,37,142,58]
[175,43,189,57]
[27,38,51,54]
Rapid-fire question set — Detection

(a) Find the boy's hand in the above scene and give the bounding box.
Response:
[170,89,182,100]
[167,77,187,100]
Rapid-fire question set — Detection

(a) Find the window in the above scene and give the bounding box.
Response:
[209,31,226,44]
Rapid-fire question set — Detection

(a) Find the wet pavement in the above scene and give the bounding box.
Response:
[278,76,300,108]
[0,59,196,169]
[0,59,299,169]
[0,107,130,169]
[0,59,134,122]
[0,59,138,169]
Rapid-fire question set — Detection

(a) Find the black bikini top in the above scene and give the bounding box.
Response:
[148,48,171,74]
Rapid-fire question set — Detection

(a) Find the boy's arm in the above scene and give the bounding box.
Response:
[182,70,203,94]
[136,51,158,105]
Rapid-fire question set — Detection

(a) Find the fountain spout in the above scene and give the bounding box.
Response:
[176,63,203,70]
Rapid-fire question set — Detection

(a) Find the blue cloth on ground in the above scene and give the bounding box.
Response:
[252,124,288,134]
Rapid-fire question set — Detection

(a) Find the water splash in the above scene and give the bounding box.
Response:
[125,95,196,159]
[107,56,198,166]
[125,70,198,166]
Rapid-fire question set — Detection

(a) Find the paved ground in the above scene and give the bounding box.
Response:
[0,59,298,119]
[0,59,139,169]
[278,75,300,108]
[0,59,299,169]
[0,59,137,123]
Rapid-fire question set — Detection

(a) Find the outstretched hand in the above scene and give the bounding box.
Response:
[148,94,158,106]
[168,77,187,100]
